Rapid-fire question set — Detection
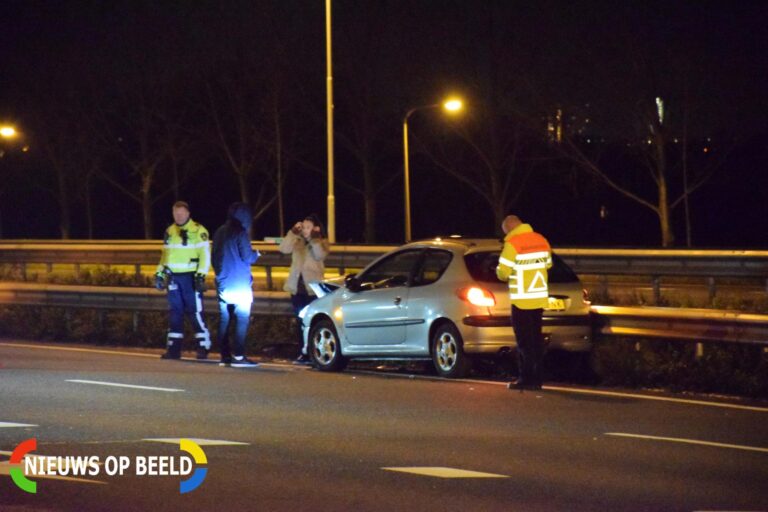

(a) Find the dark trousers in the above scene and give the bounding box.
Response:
[217,300,251,359]
[511,306,544,385]
[166,272,211,356]
[291,293,315,355]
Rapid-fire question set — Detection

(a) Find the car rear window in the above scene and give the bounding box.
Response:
[464,251,579,284]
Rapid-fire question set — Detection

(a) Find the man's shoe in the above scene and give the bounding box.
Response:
[219,357,232,367]
[160,352,181,360]
[293,354,312,365]
[196,348,209,360]
[231,356,259,368]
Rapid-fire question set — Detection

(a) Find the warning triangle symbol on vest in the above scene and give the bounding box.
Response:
[527,270,547,293]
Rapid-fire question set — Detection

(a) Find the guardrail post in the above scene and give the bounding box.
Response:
[132,312,139,333]
[652,276,661,305]
[134,264,141,279]
[46,263,53,274]
[707,277,717,303]
[64,309,72,335]
[265,266,274,291]
[600,275,609,297]
[74,263,81,279]
[695,342,704,359]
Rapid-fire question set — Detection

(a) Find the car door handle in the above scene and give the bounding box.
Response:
[393,296,402,306]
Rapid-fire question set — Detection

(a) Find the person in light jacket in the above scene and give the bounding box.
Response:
[278,213,330,364]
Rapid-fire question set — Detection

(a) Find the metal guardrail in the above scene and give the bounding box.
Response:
[1,241,767,301]
[0,282,292,316]
[591,305,768,345]
[1,282,766,346]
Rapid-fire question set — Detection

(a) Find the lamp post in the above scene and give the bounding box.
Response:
[324,0,336,243]
[0,126,18,139]
[0,125,19,238]
[402,98,463,242]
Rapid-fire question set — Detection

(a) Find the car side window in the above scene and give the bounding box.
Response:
[412,250,452,287]
[359,250,423,289]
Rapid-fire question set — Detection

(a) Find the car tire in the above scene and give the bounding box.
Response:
[309,318,347,372]
[431,321,471,378]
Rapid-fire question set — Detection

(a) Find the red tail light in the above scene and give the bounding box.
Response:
[457,287,496,307]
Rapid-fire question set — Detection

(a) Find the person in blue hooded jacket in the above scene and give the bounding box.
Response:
[212,202,261,367]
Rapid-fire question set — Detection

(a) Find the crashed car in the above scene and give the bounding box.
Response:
[300,238,591,378]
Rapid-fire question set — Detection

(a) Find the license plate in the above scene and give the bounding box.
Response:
[545,297,566,311]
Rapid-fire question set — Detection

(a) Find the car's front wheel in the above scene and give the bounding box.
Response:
[431,321,471,378]
[309,318,347,372]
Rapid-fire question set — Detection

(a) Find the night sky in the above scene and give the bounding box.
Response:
[0,1,766,247]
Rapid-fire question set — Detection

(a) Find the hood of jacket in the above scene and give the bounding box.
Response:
[228,202,253,231]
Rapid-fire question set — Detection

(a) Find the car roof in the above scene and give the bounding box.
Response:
[402,237,503,254]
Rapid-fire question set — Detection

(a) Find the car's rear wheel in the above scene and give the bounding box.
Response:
[431,322,471,378]
[310,318,347,372]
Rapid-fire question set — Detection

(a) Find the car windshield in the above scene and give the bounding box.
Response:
[464,251,578,284]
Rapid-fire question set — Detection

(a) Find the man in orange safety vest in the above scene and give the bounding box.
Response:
[496,215,553,390]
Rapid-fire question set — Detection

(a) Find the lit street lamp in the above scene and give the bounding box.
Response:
[0,125,18,139]
[403,98,463,242]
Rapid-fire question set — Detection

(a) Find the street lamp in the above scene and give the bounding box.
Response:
[0,126,17,139]
[403,97,463,242]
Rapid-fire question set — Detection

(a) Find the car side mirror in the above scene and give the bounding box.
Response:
[345,274,362,293]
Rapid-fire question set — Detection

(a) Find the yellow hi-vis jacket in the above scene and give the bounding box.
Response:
[496,223,553,309]
[155,219,211,276]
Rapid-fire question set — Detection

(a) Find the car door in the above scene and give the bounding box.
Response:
[340,249,423,349]
[404,249,454,353]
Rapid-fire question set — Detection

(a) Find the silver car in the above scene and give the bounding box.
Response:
[300,238,592,378]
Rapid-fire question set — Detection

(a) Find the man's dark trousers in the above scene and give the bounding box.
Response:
[511,306,544,385]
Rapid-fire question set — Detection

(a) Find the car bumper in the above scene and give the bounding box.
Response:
[460,314,593,353]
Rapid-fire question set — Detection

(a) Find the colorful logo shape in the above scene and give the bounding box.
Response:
[179,439,207,494]
[10,438,37,494]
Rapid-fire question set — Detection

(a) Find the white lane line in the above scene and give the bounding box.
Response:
[66,379,184,393]
[1,342,159,358]
[352,369,768,413]
[605,433,768,454]
[541,385,768,413]
[143,438,249,446]
[382,467,508,478]
[0,422,37,428]
[4,341,766,413]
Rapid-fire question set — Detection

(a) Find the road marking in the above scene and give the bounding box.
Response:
[3,341,766,412]
[352,369,768,413]
[0,341,288,368]
[143,438,249,446]
[381,467,508,478]
[1,342,159,358]
[66,379,185,393]
[605,433,768,454]
[0,422,37,428]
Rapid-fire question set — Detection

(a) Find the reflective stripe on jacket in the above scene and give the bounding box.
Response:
[155,219,211,275]
[496,223,552,309]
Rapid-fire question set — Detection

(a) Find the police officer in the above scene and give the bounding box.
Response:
[155,201,212,360]
[496,215,553,390]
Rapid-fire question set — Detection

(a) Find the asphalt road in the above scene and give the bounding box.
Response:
[1,340,767,512]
